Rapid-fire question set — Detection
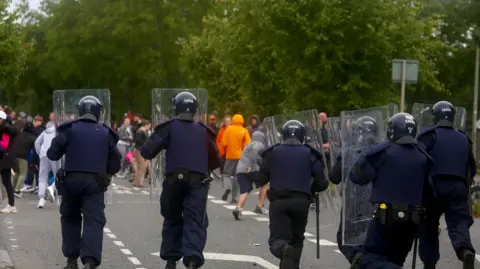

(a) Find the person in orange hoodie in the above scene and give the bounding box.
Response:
[220,114,251,203]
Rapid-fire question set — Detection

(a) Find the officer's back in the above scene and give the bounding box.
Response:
[47,95,121,269]
[140,91,219,269]
[260,119,328,269]
[417,102,473,180]
[350,113,433,269]
[416,101,476,269]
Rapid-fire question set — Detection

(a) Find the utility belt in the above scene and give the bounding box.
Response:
[166,169,212,186]
[374,202,425,226]
[266,189,310,202]
[55,169,111,196]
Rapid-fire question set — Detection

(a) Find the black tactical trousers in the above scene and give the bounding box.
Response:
[268,197,310,268]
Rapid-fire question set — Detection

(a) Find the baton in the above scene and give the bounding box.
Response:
[315,192,320,259]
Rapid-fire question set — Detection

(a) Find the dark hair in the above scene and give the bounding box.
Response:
[4,107,12,115]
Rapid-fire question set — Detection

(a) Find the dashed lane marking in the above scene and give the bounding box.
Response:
[4,218,17,251]
[103,227,146,268]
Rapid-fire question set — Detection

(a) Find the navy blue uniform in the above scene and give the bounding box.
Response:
[258,142,328,268]
[47,119,121,266]
[140,119,220,268]
[350,142,433,269]
[329,152,364,266]
[417,126,476,266]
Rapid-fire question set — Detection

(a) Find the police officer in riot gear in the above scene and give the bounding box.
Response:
[47,96,121,269]
[330,116,378,269]
[141,91,220,269]
[349,112,433,269]
[417,101,476,269]
[257,120,329,269]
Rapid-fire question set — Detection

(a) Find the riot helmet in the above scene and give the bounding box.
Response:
[386,113,417,142]
[173,92,198,116]
[77,95,103,122]
[353,116,377,139]
[432,101,455,124]
[282,120,305,143]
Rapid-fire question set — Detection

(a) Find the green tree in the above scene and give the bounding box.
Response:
[0,0,30,107]
[183,0,449,116]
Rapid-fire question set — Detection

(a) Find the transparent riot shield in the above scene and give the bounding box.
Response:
[326,117,341,168]
[326,117,342,210]
[341,103,399,246]
[411,103,467,131]
[263,109,338,228]
[52,89,113,204]
[150,89,208,200]
[53,89,111,126]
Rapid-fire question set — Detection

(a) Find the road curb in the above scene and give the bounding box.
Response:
[0,249,14,269]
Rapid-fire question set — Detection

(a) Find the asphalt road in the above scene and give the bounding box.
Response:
[0,176,478,269]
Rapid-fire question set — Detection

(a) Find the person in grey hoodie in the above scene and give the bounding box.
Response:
[34,121,59,208]
[232,131,269,220]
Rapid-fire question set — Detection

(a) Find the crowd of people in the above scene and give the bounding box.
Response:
[0,106,330,217]
[0,106,58,212]
[112,111,330,220]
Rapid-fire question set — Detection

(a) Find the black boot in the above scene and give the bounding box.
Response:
[461,249,475,269]
[187,260,198,269]
[280,245,295,269]
[83,264,97,269]
[165,260,177,269]
[424,264,436,269]
[292,245,303,269]
[221,189,231,201]
[64,258,79,269]
[350,252,364,269]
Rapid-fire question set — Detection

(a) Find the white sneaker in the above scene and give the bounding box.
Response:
[37,198,46,208]
[24,186,35,192]
[20,185,31,192]
[1,205,17,213]
[47,186,55,202]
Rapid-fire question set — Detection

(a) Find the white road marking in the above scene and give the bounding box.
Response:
[307,239,337,246]
[223,205,237,210]
[9,239,16,241]
[476,254,480,262]
[124,190,132,194]
[334,250,342,254]
[128,257,142,265]
[241,211,257,216]
[103,227,146,267]
[304,232,314,237]
[208,195,215,199]
[5,221,12,224]
[141,190,150,195]
[7,226,13,229]
[121,249,132,255]
[113,241,124,247]
[115,190,125,194]
[106,233,117,239]
[253,217,269,222]
[210,199,228,204]
[150,252,278,269]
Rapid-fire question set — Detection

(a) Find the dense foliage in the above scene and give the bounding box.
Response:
[2,0,480,119]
